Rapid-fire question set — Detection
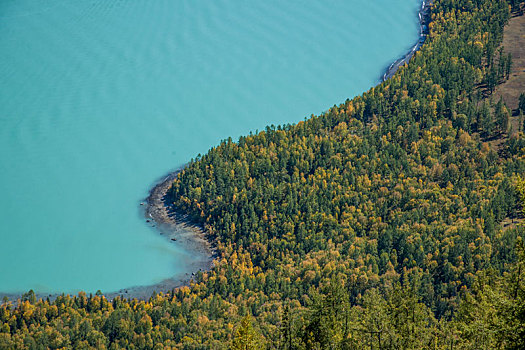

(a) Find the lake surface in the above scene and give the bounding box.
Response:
[0,0,420,294]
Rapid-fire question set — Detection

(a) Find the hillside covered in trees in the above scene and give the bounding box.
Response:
[2,0,525,348]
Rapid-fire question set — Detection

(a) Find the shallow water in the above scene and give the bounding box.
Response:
[0,0,420,294]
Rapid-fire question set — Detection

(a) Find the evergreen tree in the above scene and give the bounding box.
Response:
[519,93,525,114]
[231,316,259,350]
[495,97,510,134]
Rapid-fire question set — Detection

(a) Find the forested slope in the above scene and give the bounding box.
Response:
[1,0,525,349]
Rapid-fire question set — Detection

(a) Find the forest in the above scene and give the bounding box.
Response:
[1,0,525,348]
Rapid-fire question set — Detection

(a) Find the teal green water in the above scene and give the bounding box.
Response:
[0,0,420,294]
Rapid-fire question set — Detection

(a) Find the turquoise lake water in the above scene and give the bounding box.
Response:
[0,0,420,294]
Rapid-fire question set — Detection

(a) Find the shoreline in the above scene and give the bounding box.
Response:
[1,3,430,305]
[126,0,434,299]
[121,1,434,300]
[382,0,432,82]
[112,168,217,300]
[0,170,215,303]
[134,0,435,299]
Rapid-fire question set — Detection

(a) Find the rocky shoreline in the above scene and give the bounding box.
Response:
[382,0,432,81]
[144,169,216,271]
[105,169,216,300]
[1,169,215,303]
[106,168,217,300]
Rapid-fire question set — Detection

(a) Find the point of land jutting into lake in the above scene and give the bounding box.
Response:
[1,1,525,348]
[0,0,421,297]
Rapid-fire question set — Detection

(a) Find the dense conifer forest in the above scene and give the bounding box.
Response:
[2,0,525,348]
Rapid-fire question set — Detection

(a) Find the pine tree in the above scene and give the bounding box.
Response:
[231,316,258,350]
[495,98,510,134]
[519,93,525,114]
[479,101,495,138]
